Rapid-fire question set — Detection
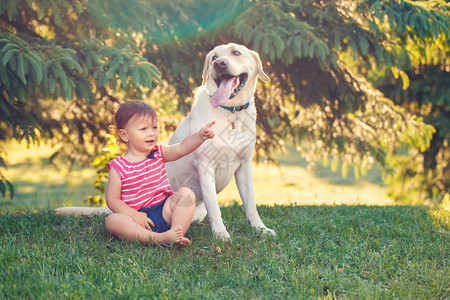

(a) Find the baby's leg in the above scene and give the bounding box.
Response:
[163,187,196,242]
[105,213,182,245]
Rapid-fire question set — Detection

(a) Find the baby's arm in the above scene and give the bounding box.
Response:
[162,121,215,162]
[105,168,154,229]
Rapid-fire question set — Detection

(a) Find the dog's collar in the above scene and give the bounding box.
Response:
[219,102,250,112]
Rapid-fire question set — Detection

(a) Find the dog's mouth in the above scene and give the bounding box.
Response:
[210,73,248,108]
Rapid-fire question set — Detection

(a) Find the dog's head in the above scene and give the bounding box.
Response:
[202,43,270,108]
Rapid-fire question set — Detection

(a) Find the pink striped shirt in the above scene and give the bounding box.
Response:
[107,145,173,210]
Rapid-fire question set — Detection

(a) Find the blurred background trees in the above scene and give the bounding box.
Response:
[0,0,448,204]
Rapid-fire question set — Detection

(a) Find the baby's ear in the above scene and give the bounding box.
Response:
[117,129,128,143]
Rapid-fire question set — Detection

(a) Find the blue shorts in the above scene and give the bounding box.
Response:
[138,200,170,233]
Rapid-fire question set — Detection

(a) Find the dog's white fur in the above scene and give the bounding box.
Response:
[55,43,275,240]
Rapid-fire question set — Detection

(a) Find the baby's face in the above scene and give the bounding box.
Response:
[120,115,159,153]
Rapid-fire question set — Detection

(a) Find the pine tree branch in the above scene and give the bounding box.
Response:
[0,15,41,39]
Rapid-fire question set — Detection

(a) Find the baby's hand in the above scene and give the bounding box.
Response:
[132,211,155,230]
[198,121,215,140]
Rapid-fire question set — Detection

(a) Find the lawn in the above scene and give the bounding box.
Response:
[1,205,448,298]
[0,141,449,298]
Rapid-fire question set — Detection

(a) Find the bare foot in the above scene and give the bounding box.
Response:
[176,236,191,248]
[152,226,183,245]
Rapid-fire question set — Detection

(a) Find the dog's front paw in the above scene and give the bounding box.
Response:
[214,230,231,241]
[258,227,276,236]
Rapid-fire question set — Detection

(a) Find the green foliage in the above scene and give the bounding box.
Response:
[0,0,165,198]
[0,0,163,136]
[85,134,118,207]
[365,0,450,203]
[0,0,449,204]
[370,1,449,42]
[376,64,449,203]
[234,1,330,64]
[0,32,161,103]
[225,0,449,204]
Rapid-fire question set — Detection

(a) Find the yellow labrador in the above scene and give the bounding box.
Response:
[166,43,274,239]
[56,43,275,240]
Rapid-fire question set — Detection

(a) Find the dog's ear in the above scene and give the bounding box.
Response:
[250,50,270,82]
[202,51,212,86]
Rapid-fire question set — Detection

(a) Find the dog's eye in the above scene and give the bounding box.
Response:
[232,50,241,56]
[212,55,218,61]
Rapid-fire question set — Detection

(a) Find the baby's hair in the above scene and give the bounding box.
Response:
[113,101,157,143]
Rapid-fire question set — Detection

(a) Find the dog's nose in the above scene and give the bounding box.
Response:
[213,59,227,72]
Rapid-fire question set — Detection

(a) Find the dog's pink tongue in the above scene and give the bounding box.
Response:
[210,76,235,108]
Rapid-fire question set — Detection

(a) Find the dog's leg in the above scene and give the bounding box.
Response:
[235,160,276,236]
[192,201,208,223]
[197,167,230,240]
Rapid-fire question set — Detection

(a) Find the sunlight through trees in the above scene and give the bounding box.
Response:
[0,0,448,204]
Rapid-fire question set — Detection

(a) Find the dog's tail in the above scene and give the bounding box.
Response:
[55,206,112,216]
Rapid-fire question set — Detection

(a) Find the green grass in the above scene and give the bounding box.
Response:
[1,205,449,299]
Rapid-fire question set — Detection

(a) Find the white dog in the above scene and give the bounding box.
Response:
[166,43,274,239]
[56,43,275,240]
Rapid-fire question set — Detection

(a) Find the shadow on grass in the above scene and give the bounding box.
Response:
[3,142,391,212]
[1,154,96,212]
[0,180,96,212]
[276,147,384,186]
